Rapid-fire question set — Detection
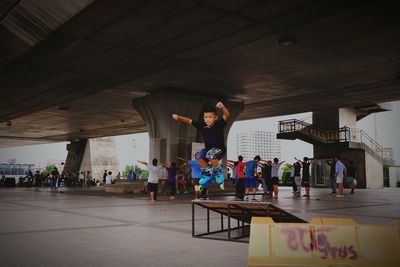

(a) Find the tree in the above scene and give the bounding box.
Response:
[280,164,292,186]
[43,165,56,177]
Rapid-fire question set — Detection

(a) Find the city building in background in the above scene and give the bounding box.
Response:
[0,162,35,177]
[236,131,281,161]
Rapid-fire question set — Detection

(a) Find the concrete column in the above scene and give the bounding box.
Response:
[133,90,244,164]
[79,137,120,181]
[63,139,88,177]
[339,108,357,128]
[313,110,340,159]
[312,108,357,158]
[63,138,120,181]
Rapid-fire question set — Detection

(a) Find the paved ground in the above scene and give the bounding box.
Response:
[0,186,399,267]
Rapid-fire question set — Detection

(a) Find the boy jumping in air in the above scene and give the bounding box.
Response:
[172,102,230,194]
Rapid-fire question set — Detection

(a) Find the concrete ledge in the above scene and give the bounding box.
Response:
[104,180,143,193]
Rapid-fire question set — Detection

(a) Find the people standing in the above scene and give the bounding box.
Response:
[33,170,42,190]
[230,156,246,200]
[103,170,107,184]
[50,167,59,192]
[138,159,163,203]
[271,158,285,199]
[296,157,313,197]
[293,162,302,196]
[177,156,202,199]
[259,160,273,198]
[335,156,346,197]
[244,156,260,201]
[166,162,178,200]
[326,158,337,194]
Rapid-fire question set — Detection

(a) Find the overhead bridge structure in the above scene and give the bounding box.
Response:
[1,1,399,181]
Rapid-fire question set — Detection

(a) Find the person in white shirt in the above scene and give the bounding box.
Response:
[138,159,164,203]
[105,171,113,185]
[335,156,346,197]
[271,158,285,199]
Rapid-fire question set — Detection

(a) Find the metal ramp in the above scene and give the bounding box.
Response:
[192,199,306,243]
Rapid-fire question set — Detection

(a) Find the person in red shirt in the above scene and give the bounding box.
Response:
[229,155,246,200]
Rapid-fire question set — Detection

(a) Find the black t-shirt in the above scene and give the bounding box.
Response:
[261,164,272,179]
[192,119,227,151]
[327,162,336,175]
[302,162,310,177]
[294,163,301,176]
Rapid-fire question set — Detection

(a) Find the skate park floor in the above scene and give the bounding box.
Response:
[0,186,399,267]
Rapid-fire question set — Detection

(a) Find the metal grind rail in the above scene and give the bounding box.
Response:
[192,199,306,243]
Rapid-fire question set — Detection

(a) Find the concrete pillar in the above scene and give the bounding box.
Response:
[63,137,120,181]
[63,139,87,177]
[79,137,120,181]
[312,108,357,158]
[312,110,338,158]
[312,108,384,189]
[133,90,244,163]
[339,108,357,128]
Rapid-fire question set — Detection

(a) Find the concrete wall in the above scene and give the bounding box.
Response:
[365,151,384,189]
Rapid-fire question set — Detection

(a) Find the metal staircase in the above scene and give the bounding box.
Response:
[277,119,348,144]
[277,119,393,164]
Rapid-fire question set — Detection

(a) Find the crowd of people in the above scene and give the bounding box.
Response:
[227,154,357,201]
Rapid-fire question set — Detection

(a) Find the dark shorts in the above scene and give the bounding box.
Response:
[244,177,257,188]
[147,182,158,193]
[271,176,279,185]
[301,181,310,187]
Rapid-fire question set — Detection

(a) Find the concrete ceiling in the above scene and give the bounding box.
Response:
[0,0,399,147]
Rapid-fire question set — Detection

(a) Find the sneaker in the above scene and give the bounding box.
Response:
[350,189,354,194]
[336,194,344,198]
[251,198,259,202]
[183,190,188,194]
[219,184,224,190]
[245,197,249,201]
[303,194,310,197]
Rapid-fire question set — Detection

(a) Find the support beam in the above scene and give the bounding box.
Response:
[133,90,243,163]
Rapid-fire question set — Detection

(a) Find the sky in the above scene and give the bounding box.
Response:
[1,101,399,170]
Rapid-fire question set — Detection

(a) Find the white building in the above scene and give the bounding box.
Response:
[236,131,281,161]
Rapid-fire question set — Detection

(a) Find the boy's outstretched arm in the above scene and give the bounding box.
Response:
[172,114,192,124]
[216,102,230,121]
[137,160,148,166]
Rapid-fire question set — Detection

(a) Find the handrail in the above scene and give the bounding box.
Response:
[347,128,393,159]
[278,119,393,161]
[278,119,348,143]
